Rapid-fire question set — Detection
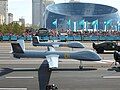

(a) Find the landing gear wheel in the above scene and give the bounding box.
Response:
[48,68,52,71]
[96,48,104,53]
[79,61,83,69]
[79,66,83,69]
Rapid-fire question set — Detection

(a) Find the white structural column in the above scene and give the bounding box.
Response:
[117,21,120,31]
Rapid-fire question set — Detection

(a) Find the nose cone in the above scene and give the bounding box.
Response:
[88,50,102,61]
[68,42,85,48]
[75,50,102,61]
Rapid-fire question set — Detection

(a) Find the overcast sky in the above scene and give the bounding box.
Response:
[8,0,120,24]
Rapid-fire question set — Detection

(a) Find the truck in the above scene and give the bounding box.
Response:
[93,41,120,53]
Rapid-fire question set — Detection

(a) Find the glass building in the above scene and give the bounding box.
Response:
[44,2,120,31]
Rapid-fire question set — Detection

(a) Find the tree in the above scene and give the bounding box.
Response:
[20,24,25,35]
[12,23,25,35]
[30,25,40,29]
[0,22,26,35]
[0,24,4,33]
[2,23,8,34]
[7,23,13,34]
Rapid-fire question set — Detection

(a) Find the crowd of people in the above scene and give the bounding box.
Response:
[0,28,120,37]
[48,29,120,36]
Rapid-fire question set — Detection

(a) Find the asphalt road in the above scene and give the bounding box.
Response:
[0,41,120,90]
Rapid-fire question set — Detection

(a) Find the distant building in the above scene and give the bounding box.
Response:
[44,0,55,6]
[19,18,25,25]
[12,21,22,26]
[0,0,8,24]
[25,23,32,27]
[12,18,25,26]
[0,14,5,24]
[32,0,54,27]
[8,13,13,24]
[69,0,80,2]
[32,0,42,27]
[69,0,75,2]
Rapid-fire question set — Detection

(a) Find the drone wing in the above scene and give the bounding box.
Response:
[46,54,59,69]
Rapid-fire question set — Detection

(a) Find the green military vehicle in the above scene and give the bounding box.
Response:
[93,41,120,53]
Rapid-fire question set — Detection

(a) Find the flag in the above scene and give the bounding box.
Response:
[104,19,112,25]
[107,19,112,25]
[79,20,85,30]
[117,21,120,25]
[79,20,84,26]
[104,21,107,25]
[92,20,98,30]
[52,19,57,28]
[114,25,117,31]
[67,19,71,26]
[92,20,98,26]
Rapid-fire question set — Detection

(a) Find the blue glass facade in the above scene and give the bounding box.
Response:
[45,3,120,30]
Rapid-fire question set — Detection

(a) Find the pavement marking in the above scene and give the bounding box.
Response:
[103,76,120,79]
[0,50,10,52]
[0,88,27,90]
[0,60,41,61]
[0,57,10,58]
[95,60,114,64]
[12,68,38,71]
[5,76,34,79]
[13,68,37,70]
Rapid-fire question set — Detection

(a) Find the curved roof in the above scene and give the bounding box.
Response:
[46,3,118,16]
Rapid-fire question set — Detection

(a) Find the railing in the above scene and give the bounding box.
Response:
[0,35,120,41]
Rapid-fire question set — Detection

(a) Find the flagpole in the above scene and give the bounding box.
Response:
[56,19,57,30]
[105,25,107,31]
[118,23,120,31]
[67,19,71,30]
[84,21,86,31]
[83,21,85,32]
[104,21,107,31]
[56,20,57,30]
[85,21,88,31]
[117,21,120,31]
[74,22,77,32]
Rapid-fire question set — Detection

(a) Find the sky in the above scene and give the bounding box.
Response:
[8,0,120,24]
